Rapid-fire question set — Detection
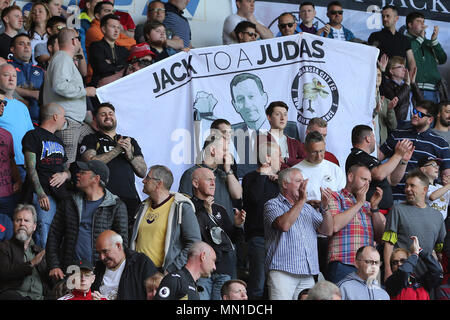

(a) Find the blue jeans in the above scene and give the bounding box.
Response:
[32,193,57,248]
[0,193,19,218]
[197,273,231,300]
[247,236,266,299]
[325,261,357,284]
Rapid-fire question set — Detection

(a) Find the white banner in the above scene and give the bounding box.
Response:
[97,33,378,197]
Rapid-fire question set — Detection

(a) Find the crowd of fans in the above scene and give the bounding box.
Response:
[0,0,449,301]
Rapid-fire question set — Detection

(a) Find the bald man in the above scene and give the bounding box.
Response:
[0,63,34,181]
[43,28,97,164]
[155,241,217,300]
[92,230,157,300]
[22,103,70,248]
[191,167,245,300]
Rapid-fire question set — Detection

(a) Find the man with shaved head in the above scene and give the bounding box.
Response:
[155,241,217,300]
[0,63,34,182]
[92,230,157,300]
[191,167,245,300]
[22,103,69,248]
[43,27,97,165]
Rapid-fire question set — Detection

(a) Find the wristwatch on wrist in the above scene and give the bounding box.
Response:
[400,160,407,165]
[226,169,234,176]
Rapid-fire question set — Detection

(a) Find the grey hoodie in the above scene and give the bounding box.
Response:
[338,272,390,300]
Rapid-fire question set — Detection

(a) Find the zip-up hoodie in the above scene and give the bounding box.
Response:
[130,192,201,273]
[338,272,390,300]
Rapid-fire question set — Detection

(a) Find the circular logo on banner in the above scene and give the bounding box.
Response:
[291,65,339,125]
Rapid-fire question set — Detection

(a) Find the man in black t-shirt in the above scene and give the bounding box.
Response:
[155,241,216,300]
[345,125,413,212]
[22,103,70,248]
[0,5,23,60]
[368,5,416,71]
[78,102,147,235]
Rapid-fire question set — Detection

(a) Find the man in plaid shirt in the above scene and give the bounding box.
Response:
[326,163,386,284]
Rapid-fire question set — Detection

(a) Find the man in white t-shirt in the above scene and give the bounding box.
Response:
[222,0,272,45]
[293,131,346,206]
[293,130,346,280]
[92,230,157,300]
[418,156,450,220]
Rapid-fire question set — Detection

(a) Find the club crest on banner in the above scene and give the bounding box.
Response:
[292,65,339,125]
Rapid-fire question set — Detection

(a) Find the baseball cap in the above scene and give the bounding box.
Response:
[128,43,156,62]
[76,160,110,184]
[417,156,442,168]
[73,259,94,271]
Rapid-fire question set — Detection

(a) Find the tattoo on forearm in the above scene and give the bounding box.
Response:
[24,151,45,196]
[130,156,147,178]
[84,148,122,164]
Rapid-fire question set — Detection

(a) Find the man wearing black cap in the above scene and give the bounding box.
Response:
[46,159,128,283]
[58,259,103,300]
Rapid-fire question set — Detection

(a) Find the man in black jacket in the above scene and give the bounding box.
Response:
[190,167,245,300]
[46,160,128,283]
[0,204,50,299]
[89,14,129,87]
[242,141,281,300]
[92,230,157,300]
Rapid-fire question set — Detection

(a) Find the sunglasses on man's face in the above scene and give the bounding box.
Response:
[243,31,258,38]
[0,100,7,107]
[329,10,343,15]
[413,107,432,118]
[278,22,295,29]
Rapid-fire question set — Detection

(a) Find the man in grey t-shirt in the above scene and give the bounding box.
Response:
[382,169,445,281]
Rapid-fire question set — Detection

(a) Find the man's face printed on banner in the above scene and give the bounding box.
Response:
[231,78,268,127]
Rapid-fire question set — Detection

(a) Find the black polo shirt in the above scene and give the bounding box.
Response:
[345,147,393,210]
[78,131,143,199]
[154,266,200,300]
[368,28,411,59]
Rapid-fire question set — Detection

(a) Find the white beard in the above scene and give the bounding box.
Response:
[15,229,30,243]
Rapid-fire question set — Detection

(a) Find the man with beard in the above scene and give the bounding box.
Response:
[338,245,389,300]
[155,241,216,300]
[379,100,450,201]
[0,204,50,299]
[78,102,147,235]
[432,101,450,145]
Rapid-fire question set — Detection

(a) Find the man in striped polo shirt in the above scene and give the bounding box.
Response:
[263,167,334,300]
[379,100,450,201]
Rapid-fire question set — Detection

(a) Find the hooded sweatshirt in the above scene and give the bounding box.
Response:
[338,272,390,300]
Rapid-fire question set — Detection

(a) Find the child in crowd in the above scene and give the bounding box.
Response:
[418,156,450,220]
